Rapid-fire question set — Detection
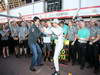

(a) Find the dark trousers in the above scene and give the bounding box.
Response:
[0,47,1,56]
[87,44,94,67]
[88,42,99,70]
[69,41,77,63]
[77,42,87,67]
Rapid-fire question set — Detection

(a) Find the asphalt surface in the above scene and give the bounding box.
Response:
[0,56,100,75]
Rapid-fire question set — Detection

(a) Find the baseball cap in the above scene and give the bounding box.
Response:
[52,19,59,23]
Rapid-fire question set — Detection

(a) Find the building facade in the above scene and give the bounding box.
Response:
[0,0,100,23]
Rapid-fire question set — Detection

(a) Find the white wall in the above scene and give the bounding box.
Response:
[0,0,100,23]
[0,1,44,23]
[10,4,34,17]
[9,1,44,17]
[62,0,100,9]
[79,0,100,16]
[34,2,44,13]
[0,11,7,23]
[62,0,100,17]
[81,0,100,7]
[62,0,79,10]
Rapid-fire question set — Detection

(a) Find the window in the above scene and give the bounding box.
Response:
[26,0,32,3]
[47,0,62,12]
[34,0,40,1]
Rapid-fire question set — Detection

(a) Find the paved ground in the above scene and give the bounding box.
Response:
[0,56,100,75]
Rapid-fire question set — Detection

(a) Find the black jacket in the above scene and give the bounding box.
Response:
[28,24,45,44]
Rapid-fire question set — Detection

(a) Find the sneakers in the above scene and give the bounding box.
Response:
[37,64,44,66]
[80,66,84,70]
[48,57,51,62]
[52,71,60,75]
[16,54,20,58]
[86,65,93,69]
[44,56,47,62]
[94,69,99,74]
[30,67,36,72]
[51,66,55,70]
[44,56,51,62]
[3,56,7,59]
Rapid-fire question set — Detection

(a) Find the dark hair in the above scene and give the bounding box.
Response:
[60,21,64,24]
[40,20,47,23]
[33,16,40,21]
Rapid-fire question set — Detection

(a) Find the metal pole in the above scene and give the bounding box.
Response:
[32,0,34,3]
[4,0,10,25]
[73,0,81,19]
[32,0,34,16]
[77,0,81,17]
[0,14,20,18]
[79,0,81,9]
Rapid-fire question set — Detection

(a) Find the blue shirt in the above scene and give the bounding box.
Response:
[18,26,28,41]
[78,27,90,39]
[89,26,100,37]
[62,24,69,35]
[10,25,19,37]
[1,29,9,40]
[67,26,78,41]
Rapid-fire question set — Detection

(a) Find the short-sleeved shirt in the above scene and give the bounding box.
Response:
[0,30,2,40]
[89,26,100,37]
[51,27,58,40]
[51,26,64,41]
[98,26,100,35]
[0,30,2,35]
[10,25,19,37]
[1,29,9,40]
[27,25,31,34]
[18,26,28,41]
[78,27,90,39]
[62,24,69,35]
[67,26,78,41]
[43,26,52,43]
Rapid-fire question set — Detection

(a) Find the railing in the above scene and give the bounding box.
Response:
[0,0,26,11]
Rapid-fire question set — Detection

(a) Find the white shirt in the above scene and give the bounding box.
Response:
[51,26,64,41]
[43,27,52,43]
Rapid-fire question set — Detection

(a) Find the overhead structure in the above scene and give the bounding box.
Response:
[0,0,26,11]
[73,0,81,19]
[0,14,21,18]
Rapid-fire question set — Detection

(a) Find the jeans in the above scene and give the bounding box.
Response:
[29,43,42,67]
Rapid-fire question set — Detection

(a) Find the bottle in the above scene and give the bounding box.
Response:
[68,72,72,75]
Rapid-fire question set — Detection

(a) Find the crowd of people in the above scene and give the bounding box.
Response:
[0,17,100,75]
